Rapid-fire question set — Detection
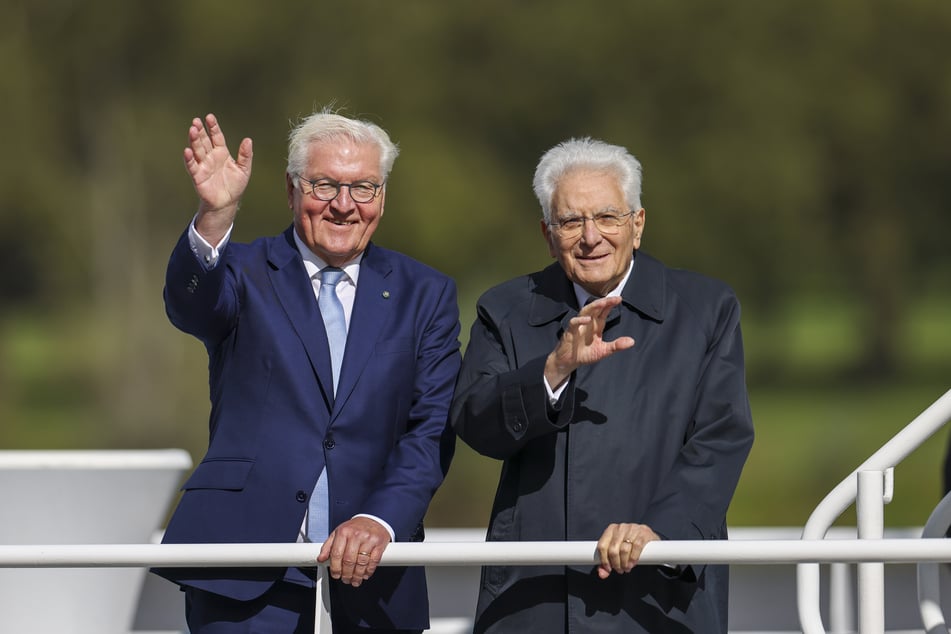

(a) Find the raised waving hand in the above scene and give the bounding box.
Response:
[183,113,253,244]
[544,295,635,389]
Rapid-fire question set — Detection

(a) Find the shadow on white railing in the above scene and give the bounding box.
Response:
[798,387,951,634]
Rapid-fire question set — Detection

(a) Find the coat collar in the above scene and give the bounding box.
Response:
[619,251,665,322]
[527,251,666,326]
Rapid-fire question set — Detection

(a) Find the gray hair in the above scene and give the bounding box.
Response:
[532,137,643,223]
[287,107,400,180]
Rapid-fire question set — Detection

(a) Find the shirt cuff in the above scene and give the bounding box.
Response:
[544,373,569,405]
[188,216,233,269]
[353,514,396,542]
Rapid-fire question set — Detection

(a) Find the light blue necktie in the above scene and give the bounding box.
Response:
[308,267,347,542]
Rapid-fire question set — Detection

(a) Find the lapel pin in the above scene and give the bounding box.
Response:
[382,291,390,299]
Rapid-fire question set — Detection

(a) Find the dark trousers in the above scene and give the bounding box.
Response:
[184,582,423,634]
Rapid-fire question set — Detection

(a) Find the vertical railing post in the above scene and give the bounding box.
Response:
[917,490,951,633]
[828,562,854,633]
[314,567,332,633]
[856,469,885,634]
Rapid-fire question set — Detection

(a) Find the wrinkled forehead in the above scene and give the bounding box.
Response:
[552,168,625,214]
[304,138,383,179]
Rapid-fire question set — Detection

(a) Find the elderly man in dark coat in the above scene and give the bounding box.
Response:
[450,137,755,633]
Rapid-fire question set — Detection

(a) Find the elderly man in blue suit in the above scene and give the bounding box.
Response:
[156,108,460,634]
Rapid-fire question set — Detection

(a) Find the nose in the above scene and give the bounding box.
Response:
[580,217,602,245]
[331,185,356,212]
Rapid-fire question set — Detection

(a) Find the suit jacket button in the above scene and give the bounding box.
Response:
[296,490,307,503]
[323,438,335,450]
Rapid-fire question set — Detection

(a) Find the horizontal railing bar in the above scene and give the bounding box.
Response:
[2,539,951,568]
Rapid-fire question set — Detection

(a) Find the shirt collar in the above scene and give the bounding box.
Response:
[572,255,634,307]
[293,230,362,285]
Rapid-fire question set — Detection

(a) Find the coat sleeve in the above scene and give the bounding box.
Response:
[450,296,573,461]
[641,292,755,543]
[163,227,238,346]
[358,276,462,539]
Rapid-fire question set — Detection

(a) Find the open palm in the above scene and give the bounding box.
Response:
[184,113,253,213]
[546,296,635,388]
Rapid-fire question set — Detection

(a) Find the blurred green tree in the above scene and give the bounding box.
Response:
[1,0,950,525]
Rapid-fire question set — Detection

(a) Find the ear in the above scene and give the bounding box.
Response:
[285,172,296,209]
[379,186,386,217]
[541,219,558,258]
[632,208,646,249]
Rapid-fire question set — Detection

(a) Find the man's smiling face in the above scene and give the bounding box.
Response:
[542,168,645,297]
[288,138,385,267]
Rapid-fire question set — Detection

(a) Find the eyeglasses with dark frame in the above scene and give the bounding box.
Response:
[296,175,384,204]
[547,209,636,239]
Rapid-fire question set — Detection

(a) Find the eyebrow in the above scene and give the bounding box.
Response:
[559,206,624,217]
[304,175,380,183]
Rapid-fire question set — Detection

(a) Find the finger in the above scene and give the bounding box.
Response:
[363,546,382,579]
[351,549,373,586]
[355,550,371,568]
[567,315,593,329]
[608,543,623,572]
[339,549,358,585]
[328,539,348,579]
[620,537,637,572]
[596,523,620,570]
[591,298,620,325]
[183,147,198,174]
[235,137,254,172]
[316,534,333,564]
[581,295,621,317]
[608,336,636,352]
[189,117,212,159]
[205,113,228,149]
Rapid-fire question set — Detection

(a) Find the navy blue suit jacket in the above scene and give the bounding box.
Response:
[156,225,460,629]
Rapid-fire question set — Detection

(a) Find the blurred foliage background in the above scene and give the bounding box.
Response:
[1,0,950,529]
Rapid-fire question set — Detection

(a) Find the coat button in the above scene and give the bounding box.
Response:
[296,490,307,503]
[323,438,335,450]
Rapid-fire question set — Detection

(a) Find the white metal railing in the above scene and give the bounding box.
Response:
[3,538,951,633]
[5,538,951,569]
[919,491,951,633]
[798,387,951,634]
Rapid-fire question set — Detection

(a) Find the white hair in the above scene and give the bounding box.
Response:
[287,106,399,180]
[532,137,643,223]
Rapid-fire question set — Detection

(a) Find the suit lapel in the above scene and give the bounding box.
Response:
[267,228,335,407]
[332,243,392,418]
